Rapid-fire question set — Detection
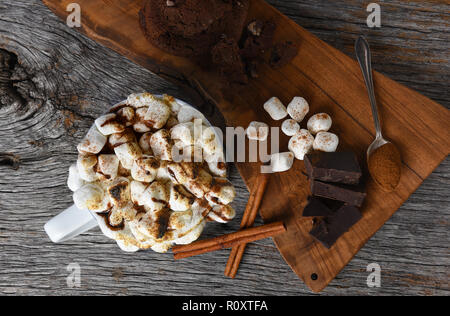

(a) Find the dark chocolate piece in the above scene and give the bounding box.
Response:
[212,36,248,84]
[305,152,362,185]
[241,20,276,59]
[309,205,362,248]
[302,197,343,217]
[311,180,366,207]
[269,41,299,69]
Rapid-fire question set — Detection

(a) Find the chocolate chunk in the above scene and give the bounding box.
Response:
[305,152,362,185]
[310,205,362,248]
[156,208,172,239]
[241,20,276,59]
[310,180,366,207]
[270,41,299,69]
[302,196,343,217]
[212,36,248,84]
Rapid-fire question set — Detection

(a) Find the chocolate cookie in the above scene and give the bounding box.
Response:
[140,0,250,57]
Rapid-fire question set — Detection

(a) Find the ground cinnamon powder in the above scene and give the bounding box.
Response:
[368,143,402,192]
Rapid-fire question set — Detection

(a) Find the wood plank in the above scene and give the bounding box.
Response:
[40,0,450,292]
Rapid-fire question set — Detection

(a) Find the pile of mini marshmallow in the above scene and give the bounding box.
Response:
[68,93,236,253]
[246,96,339,173]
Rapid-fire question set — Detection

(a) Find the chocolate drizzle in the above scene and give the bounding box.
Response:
[98,210,125,231]
[156,208,171,239]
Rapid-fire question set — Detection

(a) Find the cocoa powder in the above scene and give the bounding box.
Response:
[368,143,402,192]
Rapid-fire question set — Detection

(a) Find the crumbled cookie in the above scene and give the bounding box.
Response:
[270,41,299,69]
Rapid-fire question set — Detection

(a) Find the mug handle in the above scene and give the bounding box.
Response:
[44,204,98,243]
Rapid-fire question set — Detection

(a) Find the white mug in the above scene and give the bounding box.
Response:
[44,94,220,243]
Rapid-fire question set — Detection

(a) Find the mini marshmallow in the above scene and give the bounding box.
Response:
[177,106,205,124]
[73,183,109,212]
[184,168,213,198]
[77,124,107,154]
[114,142,142,170]
[150,129,173,161]
[201,126,220,155]
[172,144,204,163]
[116,106,135,126]
[140,180,170,211]
[109,129,137,147]
[116,240,140,253]
[207,205,236,223]
[95,113,126,136]
[77,155,98,182]
[313,132,339,152]
[131,155,160,182]
[281,119,300,136]
[205,178,236,205]
[67,164,86,192]
[166,116,179,129]
[246,121,269,141]
[288,129,314,160]
[97,154,120,180]
[163,94,181,114]
[130,180,147,205]
[133,107,152,133]
[168,210,193,230]
[173,220,206,245]
[144,97,170,129]
[270,152,295,173]
[139,132,154,155]
[127,92,157,108]
[204,151,227,177]
[156,161,171,181]
[264,97,288,121]
[170,122,195,145]
[307,113,332,135]
[169,183,195,212]
[107,177,131,207]
[287,97,309,122]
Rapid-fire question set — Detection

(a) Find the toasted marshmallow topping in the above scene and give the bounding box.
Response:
[68,164,86,192]
[77,155,98,182]
[144,96,170,129]
[131,155,159,183]
[178,106,205,124]
[97,154,119,180]
[77,125,107,154]
[95,113,126,136]
[70,93,236,253]
[207,205,236,223]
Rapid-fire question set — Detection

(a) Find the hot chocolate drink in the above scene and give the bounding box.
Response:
[68,93,236,252]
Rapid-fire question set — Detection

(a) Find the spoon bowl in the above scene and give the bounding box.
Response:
[367,136,389,162]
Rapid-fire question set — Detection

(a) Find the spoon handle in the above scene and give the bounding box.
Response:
[355,36,382,139]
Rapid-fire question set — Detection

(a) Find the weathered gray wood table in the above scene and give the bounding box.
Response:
[0,0,448,296]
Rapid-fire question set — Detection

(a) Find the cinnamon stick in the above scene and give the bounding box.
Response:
[173,221,285,260]
[224,173,270,278]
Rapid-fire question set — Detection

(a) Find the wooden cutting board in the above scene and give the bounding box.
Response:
[42,0,450,292]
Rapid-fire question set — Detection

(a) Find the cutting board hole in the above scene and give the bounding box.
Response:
[311,273,318,281]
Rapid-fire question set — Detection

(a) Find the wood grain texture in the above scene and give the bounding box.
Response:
[39,0,450,292]
[0,0,449,295]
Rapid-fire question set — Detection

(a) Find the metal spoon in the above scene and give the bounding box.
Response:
[355,36,393,160]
